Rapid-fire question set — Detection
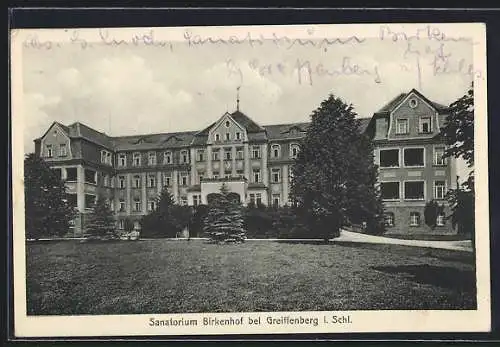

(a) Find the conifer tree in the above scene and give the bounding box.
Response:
[85,196,118,240]
[290,94,385,241]
[203,184,246,243]
[24,153,76,240]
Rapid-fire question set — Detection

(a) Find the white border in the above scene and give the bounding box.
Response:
[11,23,490,337]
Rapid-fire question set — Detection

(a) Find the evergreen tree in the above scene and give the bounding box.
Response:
[24,153,76,240]
[84,196,117,240]
[290,94,385,241]
[141,187,190,238]
[203,184,246,243]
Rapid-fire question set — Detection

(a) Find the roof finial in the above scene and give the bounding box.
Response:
[236,86,241,111]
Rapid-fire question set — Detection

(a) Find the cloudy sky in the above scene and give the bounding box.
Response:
[21,26,475,155]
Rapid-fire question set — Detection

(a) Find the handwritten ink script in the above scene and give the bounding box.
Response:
[20,25,482,87]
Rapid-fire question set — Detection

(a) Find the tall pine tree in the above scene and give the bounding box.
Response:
[290,94,384,241]
[24,153,76,240]
[85,196,118,240]
[203,184,246,244]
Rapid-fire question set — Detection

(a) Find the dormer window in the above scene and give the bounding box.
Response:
[419,117,432,134]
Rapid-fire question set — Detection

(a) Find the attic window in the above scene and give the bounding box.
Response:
[225,121,230,128]
[409,98,418,109]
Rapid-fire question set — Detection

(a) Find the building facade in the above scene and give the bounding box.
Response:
[34,89,456,236]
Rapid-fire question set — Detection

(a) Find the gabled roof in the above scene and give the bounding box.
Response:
[35,121,70,141]
[374,88,449,115]
[67,122,115,148]
[112,131,196,151]
[264,122,309,140]
[230,110,266,133]
[357,117,372,133]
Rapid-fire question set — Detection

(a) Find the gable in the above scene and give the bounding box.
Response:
[207,113,247,144]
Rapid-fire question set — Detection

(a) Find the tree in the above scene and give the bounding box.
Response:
[440,85,475,244]
[24,153,76,240]
[123,218,135,232]
[85,196,118,240]
[141,187,190,238]
[424,200,445,230]
[203,184,246,243]
[290,94,385,242]
[188,204,209,238]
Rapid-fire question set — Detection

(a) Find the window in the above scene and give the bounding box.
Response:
[271,168,281,183]
[133,175,141,188]
[409,98,418,108]
[253,169,261,183]
[224,173,231,179]
[66,168,77,181]
[119,199,126,212]
[46,145,53,158]
[84,169,96,184]
[379,149,400,168]
[290,144,300,159]
[118,219,125,229]
[148,200,156,212]
[237,170,244,179]
[437,213,446,226]
[118,153,126,167]
[419,117,432,133]
[181,150,189,164]
[410,212,421,226]
[118,176,126,189]
[272,194,280,207]
[404,148,424,167]
[101,150,107,163]
[84,194,96,209]
[197,150,205,162]
[59,144,67,157]
[225,120,230,128]
[193,195,201,207]
[163,172,171,186]
[225,133,230,141]
[215,133,220,142]
[252,146,261,159]
[180,196,188,206]
[434,147,445,165]
[163,151,172,164]
[148,152,157,166]
[385,212,395,227]
[198,171,204,183]
[396,119,409,134]
[133,152,141,166]
[434,180,446,199]
[213,150,220,161]
[289,169,294,183]
[213,174,219,179]
[380,182,400,200]
[181,173,188,186]
[404,181,425,200]
[103,174,109,187]
[224,148,232,160]
[249,194,255,205]
[148,174,156,188]
[236,148,244,160]
[236,132,241,140]
[271,144,281,158]
[133,198,141,212]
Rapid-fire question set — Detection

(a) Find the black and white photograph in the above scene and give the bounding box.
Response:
[10,22,490,337]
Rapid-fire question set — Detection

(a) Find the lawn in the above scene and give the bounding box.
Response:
[26,240,476,315]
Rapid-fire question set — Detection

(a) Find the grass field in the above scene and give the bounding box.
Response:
[26,240,476,315]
